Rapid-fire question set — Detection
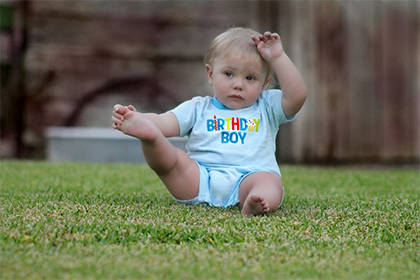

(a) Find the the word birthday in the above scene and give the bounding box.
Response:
[206,115,260,144]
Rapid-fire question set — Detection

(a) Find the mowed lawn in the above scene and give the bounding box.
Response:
[0,160,419,280]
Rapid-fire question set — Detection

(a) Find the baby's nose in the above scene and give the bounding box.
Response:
[233,78,243,90]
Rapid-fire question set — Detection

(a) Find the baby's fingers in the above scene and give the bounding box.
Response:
[251,35,260,44]
[263,31,274,37]
[263,32,279,41]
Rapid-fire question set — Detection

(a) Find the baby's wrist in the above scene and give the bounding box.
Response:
[268,52,286,65]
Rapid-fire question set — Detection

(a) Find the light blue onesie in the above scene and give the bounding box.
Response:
[170,89,295,207]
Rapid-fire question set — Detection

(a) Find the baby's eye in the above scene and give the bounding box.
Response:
[225,72,233,77]
[246,76,255,81]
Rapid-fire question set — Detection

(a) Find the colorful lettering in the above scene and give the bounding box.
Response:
[207,116,260,144]
[214,115,218,131]
[224,118,232,130]
[221,131,229,143]
[238,132,246,144]
[207,119,214,131]
[253,118,260,132]
[221,131,247,144]
[217,118,225,131]
[232,118,240,130]
[240,118,247,130]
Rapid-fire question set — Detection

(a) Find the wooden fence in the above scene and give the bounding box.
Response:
[277,1,419,163]
[1,0,419,163]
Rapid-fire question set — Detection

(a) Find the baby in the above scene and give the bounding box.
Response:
[112,27,307,215]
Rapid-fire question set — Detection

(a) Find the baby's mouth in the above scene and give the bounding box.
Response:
[229,94,244,100]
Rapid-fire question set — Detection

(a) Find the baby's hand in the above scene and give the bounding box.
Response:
[252,32,284,63]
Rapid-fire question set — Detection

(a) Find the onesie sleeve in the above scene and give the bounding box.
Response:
[169,96,203,137]
[263,89,296,127]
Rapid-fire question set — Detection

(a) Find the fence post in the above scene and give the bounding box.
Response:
[0,0,29,158]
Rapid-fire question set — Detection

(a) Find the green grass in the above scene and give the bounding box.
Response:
[1,160,419,280]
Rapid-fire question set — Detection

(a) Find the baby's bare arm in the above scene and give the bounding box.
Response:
[271,53,307,118]
[253,32,307,118]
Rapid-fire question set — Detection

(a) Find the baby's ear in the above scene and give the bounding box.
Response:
[263,76,272,89]
[205,64,214,85]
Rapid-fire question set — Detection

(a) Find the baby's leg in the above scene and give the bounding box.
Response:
[238,172,283,216]
[112,105,200,200]
[112,105,158,141]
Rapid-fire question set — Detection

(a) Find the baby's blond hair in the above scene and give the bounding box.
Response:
[203,27,272,85]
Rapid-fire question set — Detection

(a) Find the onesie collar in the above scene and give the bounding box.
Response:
[211,97,232,110]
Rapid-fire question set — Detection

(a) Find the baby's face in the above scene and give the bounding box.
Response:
[206,54,269,110]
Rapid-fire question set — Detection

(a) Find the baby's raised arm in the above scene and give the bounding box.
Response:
[252,32,307,118]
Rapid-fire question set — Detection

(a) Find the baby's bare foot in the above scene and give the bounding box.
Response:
[113,105,158,141]
[241,194,270,216]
